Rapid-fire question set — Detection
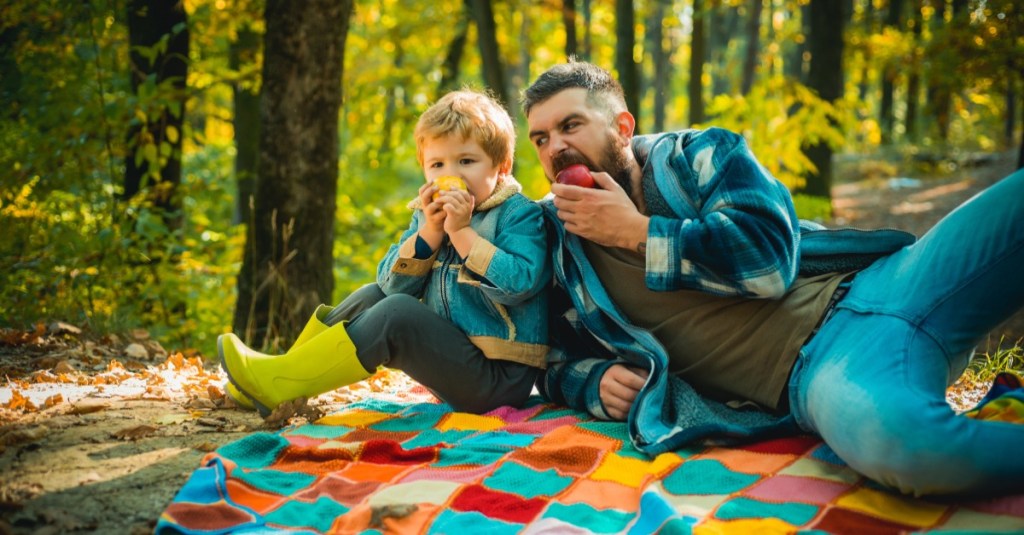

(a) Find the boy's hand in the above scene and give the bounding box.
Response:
[439,189,474,234]
[417,182,446,249]
[418,182,446,229]
[599,364,649,420]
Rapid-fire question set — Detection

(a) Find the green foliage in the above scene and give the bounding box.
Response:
[1,0,131,325]
[706,75,847,191]
[333,194,409,300]
[0,0,241,354]
[791,194,833,223]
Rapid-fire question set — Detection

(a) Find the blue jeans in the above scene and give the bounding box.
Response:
[788,168,1024,496]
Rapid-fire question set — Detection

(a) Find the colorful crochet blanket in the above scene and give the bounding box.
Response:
[158,374,1024,534]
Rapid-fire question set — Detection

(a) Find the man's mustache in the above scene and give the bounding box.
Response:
[552,152,596,175]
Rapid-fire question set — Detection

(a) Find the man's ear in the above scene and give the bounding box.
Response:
[614,111,635,145]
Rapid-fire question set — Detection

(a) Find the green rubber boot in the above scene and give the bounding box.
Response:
[220,306,370,415]
[224,305,336,410]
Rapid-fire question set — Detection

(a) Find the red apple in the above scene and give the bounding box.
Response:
[555,164,595,188]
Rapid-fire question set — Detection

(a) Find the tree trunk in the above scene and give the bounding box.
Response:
[124,0,189,232]
[517,7,531,99]
[802,0,844,200]
[740,0,763,96]
[928,0,958,142]
[233,0,353,347]
[843,0,854,24]
[438,9,469,97]
[689,0,707,125]
[230,24,260,226]
[1018,91,1024,170]
[563,0,578,59]
[784,2,809,83]
[379,39,403,161]
[468,0,510,111]
[857,0,872,102]
[879,0,904,145]
[615,0,640,131]
[904,0,922,142]
[647,0,669,133]
[1007,76,1017,149]
[710,1,741,96]
[582,0,592,60]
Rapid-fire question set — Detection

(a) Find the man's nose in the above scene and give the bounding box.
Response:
[548,133,569,153]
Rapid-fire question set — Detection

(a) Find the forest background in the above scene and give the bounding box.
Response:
[2,0,1022,357]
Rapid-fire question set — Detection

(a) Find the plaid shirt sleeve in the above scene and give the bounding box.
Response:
[536,239,653,422]
[640,128,800,298]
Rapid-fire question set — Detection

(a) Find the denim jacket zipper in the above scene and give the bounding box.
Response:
[439,243,454,320]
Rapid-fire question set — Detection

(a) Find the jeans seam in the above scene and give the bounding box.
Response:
[918,237,1024,360]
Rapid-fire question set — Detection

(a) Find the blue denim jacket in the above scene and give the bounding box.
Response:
[539,128,915,454]
[378,185,550,368]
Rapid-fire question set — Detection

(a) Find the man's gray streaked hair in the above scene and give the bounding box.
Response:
[521,59,627,120]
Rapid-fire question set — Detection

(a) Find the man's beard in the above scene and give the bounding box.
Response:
[551,137,634,192]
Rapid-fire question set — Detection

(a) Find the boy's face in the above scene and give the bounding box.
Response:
[421,135,505,203]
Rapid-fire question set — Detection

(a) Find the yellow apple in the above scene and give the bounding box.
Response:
[432,175,467,200]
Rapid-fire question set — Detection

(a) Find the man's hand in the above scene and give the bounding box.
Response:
[599,364,649,420]
[550,171,649,252]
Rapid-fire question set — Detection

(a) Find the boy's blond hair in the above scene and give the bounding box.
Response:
[415,90,515,171]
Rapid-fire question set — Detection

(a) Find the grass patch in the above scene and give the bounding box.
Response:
[966,339,1024,382]
[947,340,1023,412]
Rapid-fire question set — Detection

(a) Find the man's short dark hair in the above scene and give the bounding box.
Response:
[521,60,627,119]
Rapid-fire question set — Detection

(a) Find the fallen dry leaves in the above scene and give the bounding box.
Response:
[111,424,160,441]
[0,323,425,430]
[0,350,222,423]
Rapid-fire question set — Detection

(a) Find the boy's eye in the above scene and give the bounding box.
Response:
[430,162,443,168]
[459,158,475,165]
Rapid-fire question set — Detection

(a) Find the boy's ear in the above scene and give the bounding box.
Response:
[499,159,513,175]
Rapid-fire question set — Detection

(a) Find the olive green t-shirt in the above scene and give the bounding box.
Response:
[581,240,847,411]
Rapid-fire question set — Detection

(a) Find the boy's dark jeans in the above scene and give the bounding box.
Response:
[323,283,539,414]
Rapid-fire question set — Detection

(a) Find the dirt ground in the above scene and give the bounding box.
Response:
[0,336,417,534]
[1,150,1021,534]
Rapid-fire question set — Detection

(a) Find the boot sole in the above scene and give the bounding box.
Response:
[218,335,275,418]
[225,381,256,410]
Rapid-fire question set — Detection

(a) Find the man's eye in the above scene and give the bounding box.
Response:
[534,137,547,147]
[564,122,579,132]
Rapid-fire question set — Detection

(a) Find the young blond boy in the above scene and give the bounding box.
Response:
[219,90,550,415]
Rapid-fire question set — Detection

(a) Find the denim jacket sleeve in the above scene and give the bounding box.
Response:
[639,128,800,298]
[459,199,551,306]
[377,210,437,298]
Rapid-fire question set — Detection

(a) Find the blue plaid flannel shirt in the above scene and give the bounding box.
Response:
[538,128,803,454]
[537,128,916,455]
